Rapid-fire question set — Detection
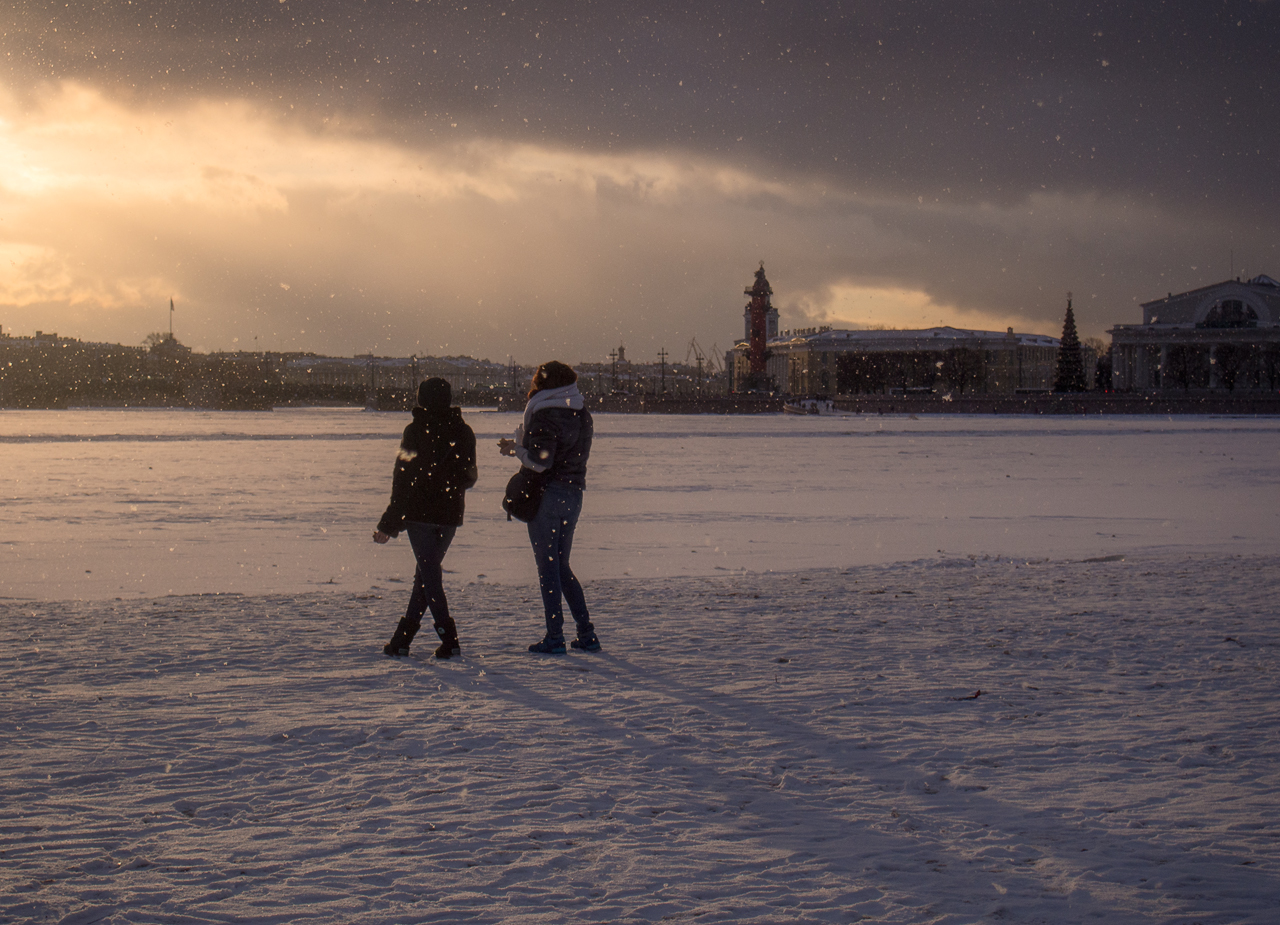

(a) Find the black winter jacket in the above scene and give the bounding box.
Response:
[377,406,477,534]
[524,406,593,489]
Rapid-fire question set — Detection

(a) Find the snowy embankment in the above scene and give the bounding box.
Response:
[3,554,1279,924]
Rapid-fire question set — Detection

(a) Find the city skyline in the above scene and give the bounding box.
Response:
[1,1,1276,363]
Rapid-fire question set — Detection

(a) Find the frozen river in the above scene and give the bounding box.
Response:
[2,408,1278,600]
[4,408,1280,924]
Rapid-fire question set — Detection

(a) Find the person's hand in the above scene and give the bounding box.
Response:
[498,438,516,457]
[372,530,391,544]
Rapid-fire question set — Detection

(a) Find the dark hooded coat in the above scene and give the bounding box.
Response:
[377,404,477,535]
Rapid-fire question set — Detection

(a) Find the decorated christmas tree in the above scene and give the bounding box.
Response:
[1054,294,1088,393]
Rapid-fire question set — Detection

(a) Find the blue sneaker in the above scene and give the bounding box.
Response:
[570,634,602,653]
[528,638,567,655]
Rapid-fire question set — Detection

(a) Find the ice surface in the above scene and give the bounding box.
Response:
[2,409,1277,600]
[2,409,1278,922]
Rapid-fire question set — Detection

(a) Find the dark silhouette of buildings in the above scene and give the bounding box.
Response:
[0,326,521,409]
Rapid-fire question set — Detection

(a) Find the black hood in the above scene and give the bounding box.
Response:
[416,377,452,414]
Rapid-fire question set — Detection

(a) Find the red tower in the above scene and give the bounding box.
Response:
[744,263,775,377]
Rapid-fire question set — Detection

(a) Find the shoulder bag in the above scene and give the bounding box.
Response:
[502,467,550,522]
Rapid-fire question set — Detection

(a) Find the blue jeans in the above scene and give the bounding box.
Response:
[404,522,458,643]
[527,482,592,643]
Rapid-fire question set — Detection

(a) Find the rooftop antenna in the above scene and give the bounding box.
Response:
[169,296,174,339]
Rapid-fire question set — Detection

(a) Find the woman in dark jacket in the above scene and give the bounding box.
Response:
[499,361,599,654]
[374,378,477,659]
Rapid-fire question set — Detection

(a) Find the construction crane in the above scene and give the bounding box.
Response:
[685,337,724,391]
[687,338,724,373]
[685,338,704,367]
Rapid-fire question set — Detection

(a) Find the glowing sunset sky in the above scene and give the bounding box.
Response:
[1,1,1276,362]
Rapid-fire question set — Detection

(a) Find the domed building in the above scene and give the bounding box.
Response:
[1110,276,1280,392]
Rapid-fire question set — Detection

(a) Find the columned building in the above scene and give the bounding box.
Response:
[1110,276,1280,392]
[733,325,1063,396]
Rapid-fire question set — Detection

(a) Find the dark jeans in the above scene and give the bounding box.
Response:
[527,481,592,643]
[401,521,458,644]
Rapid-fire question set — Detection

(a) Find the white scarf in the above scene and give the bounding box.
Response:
[521,384,584,431]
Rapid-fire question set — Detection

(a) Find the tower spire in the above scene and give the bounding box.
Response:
[740,263,778,390]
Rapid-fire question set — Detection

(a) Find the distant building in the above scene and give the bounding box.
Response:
[280,354,509,393]
[0,323,513,408]
[732,325,1063,396]
[1110,276,1280,392]
[0,328,149,408]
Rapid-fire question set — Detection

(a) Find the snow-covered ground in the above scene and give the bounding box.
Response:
[3,409,1279,923]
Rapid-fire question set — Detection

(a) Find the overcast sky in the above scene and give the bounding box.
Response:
[2,1,1276,363]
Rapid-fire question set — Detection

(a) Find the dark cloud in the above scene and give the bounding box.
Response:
[9,2,1276,202]
[2,1,1277,357]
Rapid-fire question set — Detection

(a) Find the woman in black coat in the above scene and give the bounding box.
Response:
[374,378,477,658]
[499,361,599,654]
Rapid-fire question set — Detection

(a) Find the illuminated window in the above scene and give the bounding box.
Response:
[1200,299,1258,328]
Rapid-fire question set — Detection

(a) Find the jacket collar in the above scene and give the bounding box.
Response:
[413,405,461,426]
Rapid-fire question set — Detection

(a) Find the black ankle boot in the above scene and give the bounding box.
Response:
[432,616,460,658]
[384,617,420,656]
[434,636,461,659]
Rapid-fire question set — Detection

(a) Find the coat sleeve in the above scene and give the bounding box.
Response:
[518,413,557,473]
[458,425,478,490]
[376,426,418,536]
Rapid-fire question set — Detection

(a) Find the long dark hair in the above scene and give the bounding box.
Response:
[528,360,577,398]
